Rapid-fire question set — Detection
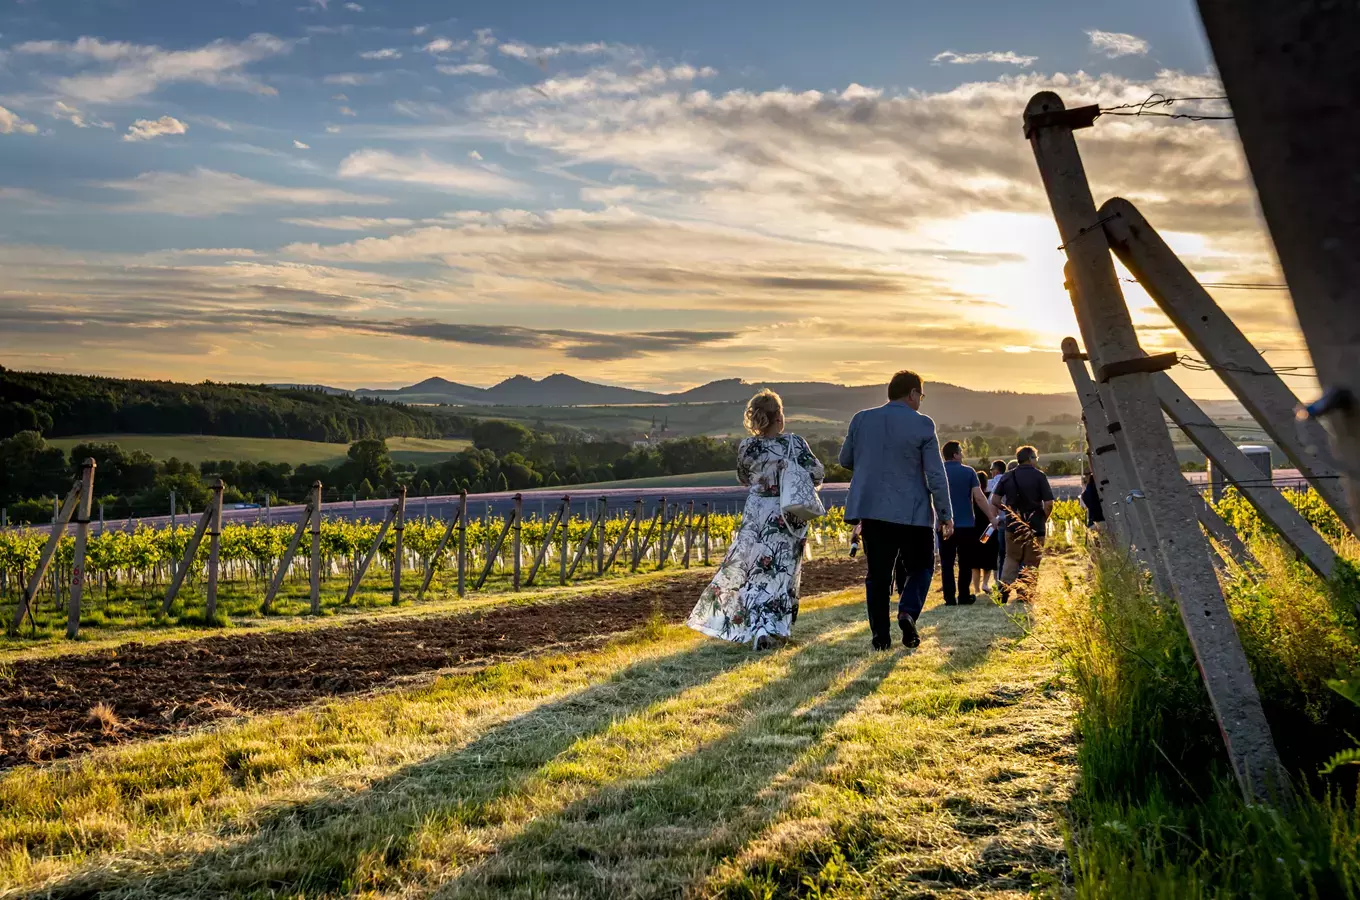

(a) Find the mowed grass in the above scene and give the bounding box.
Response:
[0,569,1075,898]
[45,434,472,467]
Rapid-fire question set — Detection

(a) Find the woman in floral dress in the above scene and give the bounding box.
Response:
[687,389,825,649]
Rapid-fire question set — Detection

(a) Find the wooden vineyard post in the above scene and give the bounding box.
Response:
[65,458,97,639]
[162,496,217,615]
[419,495,464,600]
[205,480,225,622]
[1193,0,1360,522]
[310,482,323,614]
[595,497,607,575]
[512,493,523,591]
[475,509,515,590]
[632,498,643,569]
[391,485,406,605]
[633,505,661,571]
[1026,91,1288,802]
[659,503,685,569]
[10,479,80,632]
[1101,197,1355,533]
[601,503,638,574]
[457,489,468,598]
[343,502,396,604]
[702,503,711,566]
[526,496,567,586]
[1153,372,1337,578]
[560,495,571,585]
[656,499,670,571]
[566,502,603,581]
[682,500,695,568]
[263,495,313,613]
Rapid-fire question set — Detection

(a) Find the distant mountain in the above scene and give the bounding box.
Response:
[484,373,663,406]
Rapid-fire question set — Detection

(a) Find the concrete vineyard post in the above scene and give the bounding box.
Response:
[10,480,80,633]
[1193,492,1257,571]
[391,485,406,605]
[1193,0,1360,522]
[1026,90,1288,803]
[1154,372,1336,579]
[65,458,97,639]
[457,489,468,598]
[513,493,523,591]
[1102,197,1355,533]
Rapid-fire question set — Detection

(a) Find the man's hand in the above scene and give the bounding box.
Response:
[940,519,954,540]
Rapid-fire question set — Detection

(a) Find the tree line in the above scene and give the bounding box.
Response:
[0,366,465,443]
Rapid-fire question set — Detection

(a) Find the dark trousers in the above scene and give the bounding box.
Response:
[861,519,935,646]
[938,527,973,604]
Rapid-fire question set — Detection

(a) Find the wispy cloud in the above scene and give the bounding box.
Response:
[124,115,188,141]
[358,48,401,60]
[436,63,499,77]
[422,37,466,55]
[932,50,1037,67]
[293,139,310,149]
[52,101,112,128]
[100,168,390,215]
[1087,30,1150,57]
[337,149,525,195]
[0,105,39,134]
[16,33,290,103]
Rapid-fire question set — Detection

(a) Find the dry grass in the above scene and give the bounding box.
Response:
[84,703,121,735]
[1,567,1077,899]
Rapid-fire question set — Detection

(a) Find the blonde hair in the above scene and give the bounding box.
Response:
[744,389,784,436]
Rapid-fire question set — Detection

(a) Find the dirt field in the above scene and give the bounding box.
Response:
[1,557,865,769]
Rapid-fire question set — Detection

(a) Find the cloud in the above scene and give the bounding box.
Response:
[932,50,1036,67]
[282,216,416,230]
[497,40,617,62]
[436,63,499,77]
[324,72,379,85]
[52,101,112,128]
[422,37,465,54]
[358,48,401,60]
[100,167,390,215]
[1087,30,1149,57]
[337,149,524,195]
[123,115,188,141]
[338,105,357,116]
[0,105,39,134]
[293,139,310,149]
[344,2,364,10]
[17,33,290,103]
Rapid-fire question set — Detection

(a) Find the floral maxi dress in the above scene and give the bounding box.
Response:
[687,434,825,646]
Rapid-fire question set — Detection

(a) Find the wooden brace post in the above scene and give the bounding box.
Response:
[205,479,225,622]
[475,510,516,590]
[391,485,406,605]
[10,480,81,633]
[527,497,568,586]
[343,501,396,605]
[263,496,314,613]
[418,496,465,600]
[65,459,97,639]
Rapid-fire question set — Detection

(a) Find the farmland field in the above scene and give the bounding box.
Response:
[570,470,739,489]
[45,434,473,466]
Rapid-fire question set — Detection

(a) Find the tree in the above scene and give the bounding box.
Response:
[471,420,533,456]
[358,478,376,500]
[347,439,392,485]
[0,431,69,506]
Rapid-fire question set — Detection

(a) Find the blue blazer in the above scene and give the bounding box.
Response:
[838,401,952,528]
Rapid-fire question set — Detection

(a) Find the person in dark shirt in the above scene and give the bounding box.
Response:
[938,440,997,605]
[970,469,998,597]
[1079,470,1105,530]
[989,445,1054,601]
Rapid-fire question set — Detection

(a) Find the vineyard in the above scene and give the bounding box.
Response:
[0,503,857,644]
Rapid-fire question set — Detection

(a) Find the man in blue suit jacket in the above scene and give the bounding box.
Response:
[839,370,953,649]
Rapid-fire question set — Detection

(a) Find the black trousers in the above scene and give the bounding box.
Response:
[938,527,973,603]
[861,519,935,646]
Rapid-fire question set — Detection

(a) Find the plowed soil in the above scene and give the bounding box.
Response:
[1,557,864,769]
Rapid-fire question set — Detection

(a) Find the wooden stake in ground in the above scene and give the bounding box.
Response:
[205,479,225,622]
[601,505,638,574]
[682,500,695,568]
[65,458,97,639]
[162,497,215,616]
[702,502,711,566]
[310,482,323,614]
[1154,372,1336,579]
[1025,90,1288,802]
[418,494,465,600]
[263,495,313,614]
[457,489,468,598]
[560,495,571,585]
[633,506,661,571]
[1102,197,1355,534]
[344,501,396,604]
[1193,0,1360,523]
[512,493,523,591]
[595,497,607,575]
[10,480,80,633]
[476,510,515,590]
[391,486,406,605]
[526,497,567,586]
[566,502,602,581]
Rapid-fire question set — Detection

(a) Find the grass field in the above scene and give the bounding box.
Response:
[569,470,740,490]
[0,568,1074,897]
[45,434,472,467]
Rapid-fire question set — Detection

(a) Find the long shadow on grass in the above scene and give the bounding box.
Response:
[922,602,1028,673]
[31,599,871,898]
[435,629,902,899]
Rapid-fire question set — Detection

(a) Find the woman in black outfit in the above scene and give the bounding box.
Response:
[970,468,999,597]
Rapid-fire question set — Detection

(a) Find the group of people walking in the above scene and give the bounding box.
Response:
[687,370,1055,651]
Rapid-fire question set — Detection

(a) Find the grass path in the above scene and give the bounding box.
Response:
[1,565,1075,898]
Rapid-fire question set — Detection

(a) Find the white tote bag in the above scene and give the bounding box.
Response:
[780,438,826,521]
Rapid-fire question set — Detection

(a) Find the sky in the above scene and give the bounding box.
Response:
[0,0,1311,397]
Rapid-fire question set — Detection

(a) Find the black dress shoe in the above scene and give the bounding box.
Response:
[959,594,977,605]
[900,616,920,649]
[871,638,891,651]
[942,596,957,606]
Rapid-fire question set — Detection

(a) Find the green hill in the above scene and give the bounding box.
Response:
[46,434,471,467]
